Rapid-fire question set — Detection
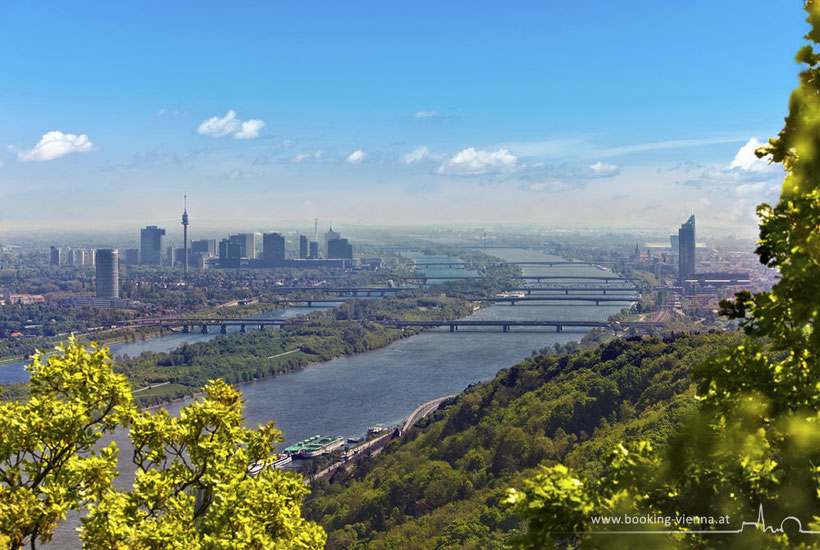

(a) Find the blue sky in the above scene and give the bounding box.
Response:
[0,1,808,235]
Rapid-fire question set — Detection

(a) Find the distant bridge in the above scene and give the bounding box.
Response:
[409,275,639,283]
[125,317,309,334]
[266,286,415,296]
[410,261,614,268]
[471,296,637,305]
[383,319,664,333]
[510,286,637,294]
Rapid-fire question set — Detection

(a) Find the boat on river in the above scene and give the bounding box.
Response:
[284,435,345,458]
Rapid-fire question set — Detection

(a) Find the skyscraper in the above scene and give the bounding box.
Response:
[324,224,340,254]
[327,237,353,260]
[678,214,696,282]
[95,249,119,298]
[309,241,319,259]
[181,195,189,273]
[219,239,242,268]
[140,225,166,265]
[50,246,61,266]
[263,233,286,266]
[299,235,308,259]
[229,233,256,259]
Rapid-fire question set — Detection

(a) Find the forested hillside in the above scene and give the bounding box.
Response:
[305,330,740,549]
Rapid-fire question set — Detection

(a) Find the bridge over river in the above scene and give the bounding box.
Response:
[124,317,661,334]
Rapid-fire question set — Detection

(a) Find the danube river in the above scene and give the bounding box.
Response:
[42,247,633,548]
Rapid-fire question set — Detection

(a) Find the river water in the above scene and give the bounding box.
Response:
[36,247,633,547]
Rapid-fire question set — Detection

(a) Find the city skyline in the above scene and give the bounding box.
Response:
[0,1,805,234]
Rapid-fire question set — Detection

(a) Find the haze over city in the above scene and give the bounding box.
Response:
[0,1,805,234]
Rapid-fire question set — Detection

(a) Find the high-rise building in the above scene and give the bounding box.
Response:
[95,249,119,299]
[229,233,256,259]
[263,233,286,266]
[181,195,189,273]
[670,234,679,251]
[124,249,140,265]
[140,225,166,265]
[84,249,95,266]
[50,246,61,266]
[309,241,319,259]
[299,235,308,259]
[219,239,242,268]
[327,237,353,260]
[191,239,217,257]
[324,224,340,255]
[678,214,696,282]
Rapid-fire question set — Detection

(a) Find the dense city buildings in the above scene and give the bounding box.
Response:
[677,214,696,283]
[140,225,166,265]
[95,249,119,299]
[263,233,286,267]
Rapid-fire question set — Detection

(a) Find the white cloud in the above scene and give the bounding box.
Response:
[16,131,95,162]
[197,110,265,139]
[586,161,620,177]
[413,110,438,119]
[699,197,713,207]
[197,110,240,137]
[729,138,771,171]
[346,149,366,164]
[234,119,265,140]
[437,147,519,176]
[402,146,430,164]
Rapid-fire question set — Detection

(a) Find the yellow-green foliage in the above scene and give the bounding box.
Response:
[508,3,820,548]
[0,339,325,549]
[0,338,132,549]
[80,379,326,549]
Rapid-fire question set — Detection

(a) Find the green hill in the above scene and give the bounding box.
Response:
[305,330,740,549]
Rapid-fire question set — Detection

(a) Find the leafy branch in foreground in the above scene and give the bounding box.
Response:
[0,338,132,549]
[0,339,325,549]
[80,379,326,549]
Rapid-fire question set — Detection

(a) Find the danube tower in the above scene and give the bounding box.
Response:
[182,195,189,273]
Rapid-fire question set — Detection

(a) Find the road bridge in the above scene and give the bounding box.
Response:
[409,261,613,268]
[472,296,637,305]
[384,319,664,333]
[266,286,415,295]
[510,286,637,294]
[409,275,639,283]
